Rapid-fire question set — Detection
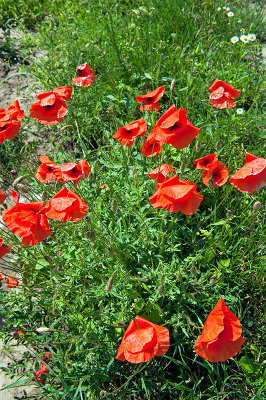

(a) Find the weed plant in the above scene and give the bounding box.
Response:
[0,0,265,399]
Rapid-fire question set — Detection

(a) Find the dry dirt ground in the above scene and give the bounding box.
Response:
[0,27,45,400]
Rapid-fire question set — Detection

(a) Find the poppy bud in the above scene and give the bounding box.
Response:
[253,201,261,211]
[180,162,185,174]
[158,284,164,296]
[10,170,17,177]
[195,141,201,153]
[170,78,176,93]
[208,176,214,188]
[12,176,25,186]
[105,277,113,293]
[86,231,95,242]
[108,247,114,257]
[216,141,221,151]
[110,200,118,212]
[42,192,47,202]
[84,215,91,223]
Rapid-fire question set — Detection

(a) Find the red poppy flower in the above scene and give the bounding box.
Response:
[136,86,165,111]
[5,100,25,121]
[2,201,51,246]
[35,155,63,184]
[142,134,163,157]
[229,152,266,193]
[34,363,49,381]
[149,175,203,215]
[148,164,176,187]
[0,120,21,144]
[6,274,18,288]
[0,272,3,280]
[41,352,53,362]
[151,105,200,149]
[113,118,147,147]
[59,160,91,188]
[0,190,7,205]
[209,80,241,109]
[0,238,11,259]
[193,154,218,170]
[29,86,72,126]
[202,162,229,188]
[18,330,25,336]
[116,315,169,363]
[53,86,72,101]
[100,184,108,190]
[0,100,24,121]
[72,63,96,87]
[9,190,20,204]
[34,371,44,381]
[42,187,88,222]
[194,297,245,362]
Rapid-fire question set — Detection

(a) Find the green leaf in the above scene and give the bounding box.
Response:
[239,355,260,376]
[217,259,230,270]
[35,259,50,270]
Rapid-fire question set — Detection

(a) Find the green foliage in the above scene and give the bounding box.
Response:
[0,0,265,399]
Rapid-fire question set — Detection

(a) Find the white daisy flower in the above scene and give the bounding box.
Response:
[237,108,244,114]
[247,33,256,41]
[231,36,239,44]
[217,7,222,11]
[240,34,250,43]
[226,7,230,11]
[223,6,227,10]
[227,11,234,17]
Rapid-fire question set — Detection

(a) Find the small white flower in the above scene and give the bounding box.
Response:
[227,11,234,17]
[240,34,250,43]
[231,36,239,44]
[217,7,221,11]
[226,7,230,11]
[237,108,244,114]
[223,6,227,10]
[247,33,256,41]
